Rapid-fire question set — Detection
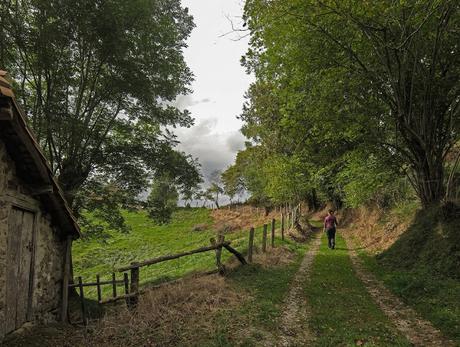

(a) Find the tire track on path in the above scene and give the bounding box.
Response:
[278,231,322,347]
[344,234,455,347]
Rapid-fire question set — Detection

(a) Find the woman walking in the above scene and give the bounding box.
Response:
[324,209,339,249]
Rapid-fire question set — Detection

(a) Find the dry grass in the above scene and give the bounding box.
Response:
[4,205,305,347]
[5,275,246,347]
[81,275,244,347]
[340,206,415,254]
[212,205,281,234]
[253,246,297,268]
[6,246,300,347]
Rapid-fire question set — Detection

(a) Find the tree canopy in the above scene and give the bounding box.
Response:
[0,0,202,232]
[226,0,459,209]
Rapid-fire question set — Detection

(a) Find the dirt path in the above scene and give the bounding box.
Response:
[344,234,455,347]
[277,231,322,346]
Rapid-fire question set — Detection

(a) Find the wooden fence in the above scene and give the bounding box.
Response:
[69,208,298,325]
[68,273,131,325]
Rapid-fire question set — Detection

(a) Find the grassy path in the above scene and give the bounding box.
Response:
[343,234,456,347]
[300,232,411,346]
[278,231,321,346]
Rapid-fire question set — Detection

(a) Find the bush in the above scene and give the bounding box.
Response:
[146,176,178,224]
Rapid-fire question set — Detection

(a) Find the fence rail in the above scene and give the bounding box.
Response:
[117,241,232,272]
[69,207,299,326]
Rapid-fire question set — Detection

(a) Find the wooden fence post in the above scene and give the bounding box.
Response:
[248,227,255,263]
[96,274,102,304]
[129,262,140,308]
[124,273,129,294]
[281,213,285,240]
[262,224,267,252]
[60,235,72,322]
[112,272,117,298]
[123,273,130,306]
[211,236,225,274]
[271,218,275,247]
[77,276,87,326]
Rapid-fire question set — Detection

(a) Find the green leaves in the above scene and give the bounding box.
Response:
[238,0,460,208]
[147,175,179,225]
[1,0,201,233]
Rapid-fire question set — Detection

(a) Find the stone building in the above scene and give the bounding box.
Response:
[0,71,81,339]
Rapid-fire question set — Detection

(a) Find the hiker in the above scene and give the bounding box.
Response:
[324,209,339,249]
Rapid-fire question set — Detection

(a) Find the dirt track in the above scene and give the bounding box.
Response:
[344,234,455,347]
[277,232,321,346]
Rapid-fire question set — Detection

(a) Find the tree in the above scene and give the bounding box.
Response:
[207,170,224,208]
[221,165,245,204]
[1,0,200,230]
[147,175,179,225]
[242,0,460,208]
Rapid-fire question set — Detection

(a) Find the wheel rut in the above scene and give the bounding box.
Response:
[344,234,455,347]
[277,231,322,347]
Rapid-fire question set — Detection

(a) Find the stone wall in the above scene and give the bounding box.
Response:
[0,139,66,336]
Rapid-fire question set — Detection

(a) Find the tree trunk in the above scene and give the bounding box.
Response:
[413,156,445,208]
[306,189,319,211]
[58,160,91,208]
[264,206,270,216]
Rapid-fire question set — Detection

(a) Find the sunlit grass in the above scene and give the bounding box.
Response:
[304,234,410,346]
[73,208,286,299]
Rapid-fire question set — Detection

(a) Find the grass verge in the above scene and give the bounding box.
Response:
[351,204,460,344]
[197,235,309,346]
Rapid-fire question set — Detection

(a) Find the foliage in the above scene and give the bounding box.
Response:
[147,176,179,225]
[206,170,224,208]
[0,0,201,233]
[221,164,245,203]
[237,0,460,208]
[336,151,409,208]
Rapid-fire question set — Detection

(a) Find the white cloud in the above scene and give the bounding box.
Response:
[169,0,254,206]
[174,95,212,110]
[174,118,245,184]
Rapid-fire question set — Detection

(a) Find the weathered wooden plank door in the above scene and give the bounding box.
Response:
[4,207,35,334]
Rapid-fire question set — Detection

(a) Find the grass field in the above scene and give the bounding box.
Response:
[73,207,284,299]
[6,208,458,346]
[73,208,216,297]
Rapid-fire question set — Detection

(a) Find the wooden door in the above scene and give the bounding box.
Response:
[4,207,35,334]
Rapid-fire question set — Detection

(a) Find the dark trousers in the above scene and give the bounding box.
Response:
[326,228,336,249]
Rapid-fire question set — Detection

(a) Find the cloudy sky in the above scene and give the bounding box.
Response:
[173,0,253,183]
